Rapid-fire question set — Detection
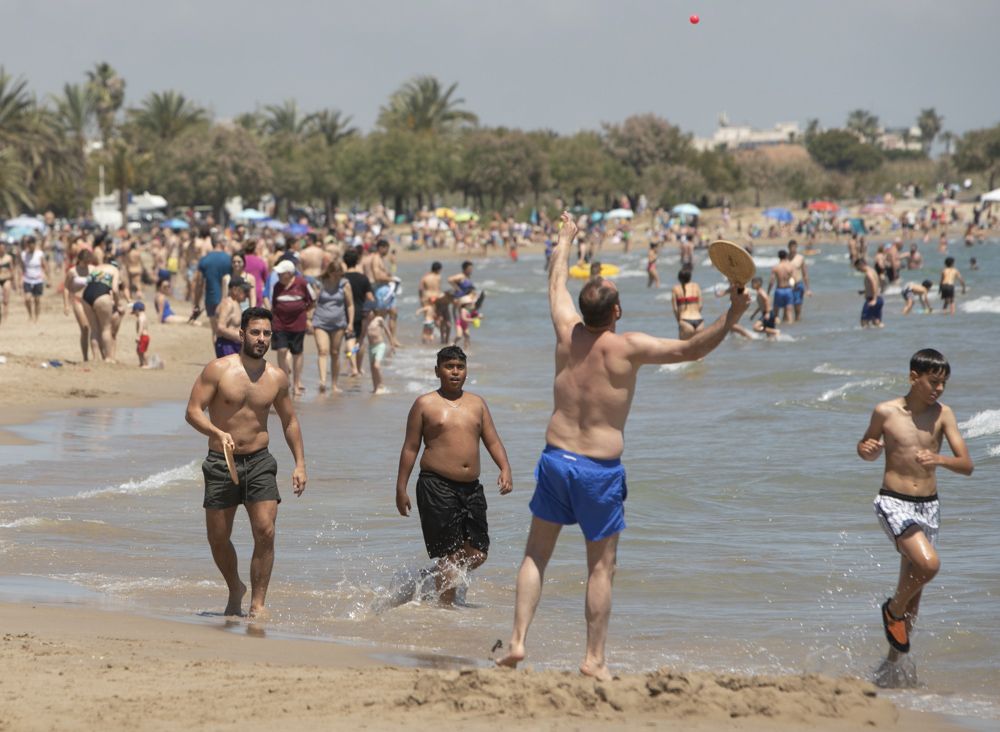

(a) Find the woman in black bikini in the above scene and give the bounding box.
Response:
[671,267,704,341]
[81,260,123,362]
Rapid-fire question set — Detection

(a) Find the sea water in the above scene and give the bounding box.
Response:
[1,238,998,720]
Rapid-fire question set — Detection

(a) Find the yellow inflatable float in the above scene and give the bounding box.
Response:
[569,262,620,279]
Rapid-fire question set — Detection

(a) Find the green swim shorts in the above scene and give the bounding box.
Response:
[202,447,281,509]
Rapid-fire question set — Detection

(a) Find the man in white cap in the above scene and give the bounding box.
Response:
[271,259,314,396]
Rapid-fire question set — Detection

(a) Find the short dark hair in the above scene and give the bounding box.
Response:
[944,256,955,267]
[921,279,933,289]
[788,239,798,248]
[376,238,389,248]
[910,348,950,377]
[853,257,866,267]
[578,278,619,328]
[778,249,788,260]
[342,248,359,267]
[241,306,273,331]
[431,261,442,273]
[436,345,467,365]
[461,260,473,272]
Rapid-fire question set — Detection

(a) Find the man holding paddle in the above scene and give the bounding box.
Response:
[497,213,750,680]
[185,306,307,620]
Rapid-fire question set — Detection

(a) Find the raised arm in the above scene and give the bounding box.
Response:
[916,406,973,476]
[857,405,886,461]
[394,401,424,516]
[273,374,307,496]
[549,211,580,334]
[480,400,512,494]
[627,287,749,365]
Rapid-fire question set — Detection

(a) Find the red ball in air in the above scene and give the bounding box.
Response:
[690,14,700,25]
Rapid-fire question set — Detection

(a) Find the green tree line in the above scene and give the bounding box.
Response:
[2,64,999,220]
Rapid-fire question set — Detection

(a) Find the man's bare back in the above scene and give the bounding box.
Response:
[772,260,795,288]
[299,245,324,278]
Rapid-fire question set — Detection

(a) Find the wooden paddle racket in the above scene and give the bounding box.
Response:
[223,441,239,485]
[708,239,756,292]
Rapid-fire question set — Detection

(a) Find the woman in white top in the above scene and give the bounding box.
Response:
[19,236,48,323]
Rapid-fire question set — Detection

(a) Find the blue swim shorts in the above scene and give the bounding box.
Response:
[529,445,627,542]
[792,282,805,306]
[375,283,396,311]
[861,295,884,323]
[773,287,793,309]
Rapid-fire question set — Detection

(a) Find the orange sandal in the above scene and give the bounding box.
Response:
[882,599,909,653]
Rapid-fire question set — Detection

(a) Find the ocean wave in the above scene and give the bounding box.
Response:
[818,378,889,402]
[959,409,1000,439]
[657,362,693,373]
[813,363,855,376]
[0,516,46,529]
[71,461,200,500]
[960,296,1000,314]
[988,444,1000,457]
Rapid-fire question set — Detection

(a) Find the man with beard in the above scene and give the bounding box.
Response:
[185,306,307,620]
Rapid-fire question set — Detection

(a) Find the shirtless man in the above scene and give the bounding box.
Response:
[855,257,884,328]
[370,239,400,346]
[394,346,512,604]
[767,249,796,324]
[497,212,749,679]
[298,233,325,284]
[184,306,307,619]
[214,278,249,357]
[419,261,443,307]
[124,242,145,294]
[786,240,811,322]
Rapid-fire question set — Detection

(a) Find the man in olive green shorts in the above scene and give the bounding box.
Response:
[185,306,307,619]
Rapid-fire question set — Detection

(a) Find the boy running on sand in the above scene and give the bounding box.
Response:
[857,349,972,674]
[132,301,150,367]
[394,346,512,604]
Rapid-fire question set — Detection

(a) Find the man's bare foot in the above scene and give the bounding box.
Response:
[294,385,306,396]
[247,605,270,622]
[224,582,247,616]
[579,660,612,681]
[331,384,343,393]
[496,643,524,669]
[318,383,327,394]
[373,386,388,395]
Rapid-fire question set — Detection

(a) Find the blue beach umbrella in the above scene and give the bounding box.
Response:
[285,223,310,235]
[162,218,190,230]
[763,207,793,223]
[234,208,267,222]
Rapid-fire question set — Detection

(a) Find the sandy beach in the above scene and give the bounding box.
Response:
[0,600,971,732]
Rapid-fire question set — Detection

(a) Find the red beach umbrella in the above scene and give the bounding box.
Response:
[808,201,839,212]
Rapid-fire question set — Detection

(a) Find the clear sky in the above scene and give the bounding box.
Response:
[5,0,999,137]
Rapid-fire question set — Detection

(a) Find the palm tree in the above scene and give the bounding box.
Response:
[52,83,95,149]
[306,109,357,146]
[262,99,311,138]
[940,131,955,156]
[377,76,478,134]
[86,62,126,147]
[846,109,880,146]
[129,90,207,142]
[0,147,32,216]
[917,108,943,156]
[0,68,35,149]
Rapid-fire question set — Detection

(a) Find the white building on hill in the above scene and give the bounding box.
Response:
[694,114,801,151]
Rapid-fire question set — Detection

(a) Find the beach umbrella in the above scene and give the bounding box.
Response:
[453,209,479,223]
[233,208,267,222]
[285,223,310,235]
[260,218,285,230]
[4,226,37,240]
[762,207,793,223]
[980,188,1000,202]
[808,200,839,212]
[161,218,190,230]
[605,208,634,220]
[590,211,604,222]
[670,203,701,217]
[435,207,456,219]
[3,215,46,231]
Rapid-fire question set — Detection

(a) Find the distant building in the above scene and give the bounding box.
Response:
[877,126,923,152]
[693,113,801,151]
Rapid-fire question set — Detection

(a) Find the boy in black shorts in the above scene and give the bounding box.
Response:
[394,346,512,604]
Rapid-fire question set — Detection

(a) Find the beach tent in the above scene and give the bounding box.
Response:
[671,203,701,217]
[763,207,793,223]
[605,208,634,219]
[980,188,1000,202]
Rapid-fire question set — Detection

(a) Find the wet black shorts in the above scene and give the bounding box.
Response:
[272,329,306,354]
[415,470,489,559]
[202,447,281,509]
